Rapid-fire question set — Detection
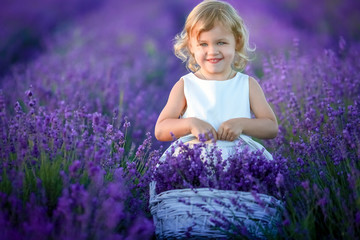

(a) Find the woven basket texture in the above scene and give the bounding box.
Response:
[149,182,283,239]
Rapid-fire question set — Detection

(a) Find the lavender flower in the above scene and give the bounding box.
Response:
[152,141,288,199]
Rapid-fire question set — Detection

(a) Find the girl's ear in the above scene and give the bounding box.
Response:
[235,38,241,51]
[188,29,198,54]
[235,35,243,52]
[187,41,194,55]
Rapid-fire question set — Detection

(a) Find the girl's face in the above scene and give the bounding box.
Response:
[189,21,237,80]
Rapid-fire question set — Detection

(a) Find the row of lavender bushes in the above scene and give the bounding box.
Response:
[1,0,360,239]
[260,40,360,239]
[0,89,156,239]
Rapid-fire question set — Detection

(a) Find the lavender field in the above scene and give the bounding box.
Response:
[1,0,360,239]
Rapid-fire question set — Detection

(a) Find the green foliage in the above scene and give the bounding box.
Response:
[0,168,12,195]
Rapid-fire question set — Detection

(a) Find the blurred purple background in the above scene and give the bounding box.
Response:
[1,0,359,76]
[0,0,102,76]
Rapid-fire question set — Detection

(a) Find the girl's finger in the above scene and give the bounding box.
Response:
[228,132,235,141]
[227,132,234,141]
[211,128,217,141]
[227,133,232,141]
[217,127,224,140]
[223,130,230,141]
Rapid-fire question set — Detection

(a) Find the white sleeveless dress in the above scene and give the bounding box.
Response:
[162,71,273,161]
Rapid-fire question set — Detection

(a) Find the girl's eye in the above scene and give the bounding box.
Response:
[199,43,208,47]
[218,42,226,45]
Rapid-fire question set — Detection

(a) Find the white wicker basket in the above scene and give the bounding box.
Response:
[149,182,283,239]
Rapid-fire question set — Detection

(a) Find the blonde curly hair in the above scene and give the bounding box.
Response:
[174,0,254,72]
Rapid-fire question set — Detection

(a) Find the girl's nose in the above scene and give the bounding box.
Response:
[208,44,219,55]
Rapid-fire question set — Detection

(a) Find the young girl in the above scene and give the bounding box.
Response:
[155,0,278,160]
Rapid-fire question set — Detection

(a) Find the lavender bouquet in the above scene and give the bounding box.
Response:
[152,139,288,200]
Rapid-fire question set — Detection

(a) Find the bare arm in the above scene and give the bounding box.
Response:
[218,77,278,140]
[155,78,217,141]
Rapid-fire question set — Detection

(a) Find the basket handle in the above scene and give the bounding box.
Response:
[149,181,157,203]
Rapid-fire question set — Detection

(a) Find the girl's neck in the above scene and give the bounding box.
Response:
[197,69,235,81]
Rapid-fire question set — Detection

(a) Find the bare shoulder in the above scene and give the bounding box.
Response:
[173,77,184,90]
[165,77,186,105]
[168,78,185,99]
[248,76,257,84]
[156,77,186,121]
[248,76,266,98]
[248,76,262,90]
[248,75,276,119]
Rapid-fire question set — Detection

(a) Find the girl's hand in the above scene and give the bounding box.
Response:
[218,118,243,141]
[189,117,217,141]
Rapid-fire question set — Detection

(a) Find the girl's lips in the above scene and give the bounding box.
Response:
[207,58,223,63]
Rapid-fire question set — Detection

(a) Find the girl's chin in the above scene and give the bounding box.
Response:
[202,66,228,73]
[203,70,228,76]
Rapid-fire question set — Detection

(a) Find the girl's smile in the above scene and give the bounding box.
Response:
[207,58,223,64]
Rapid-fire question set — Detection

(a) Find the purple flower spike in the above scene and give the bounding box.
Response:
[301,180,310,191]
[69,160,81,177]
[25,89,33,98]
[275,173,284,188]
